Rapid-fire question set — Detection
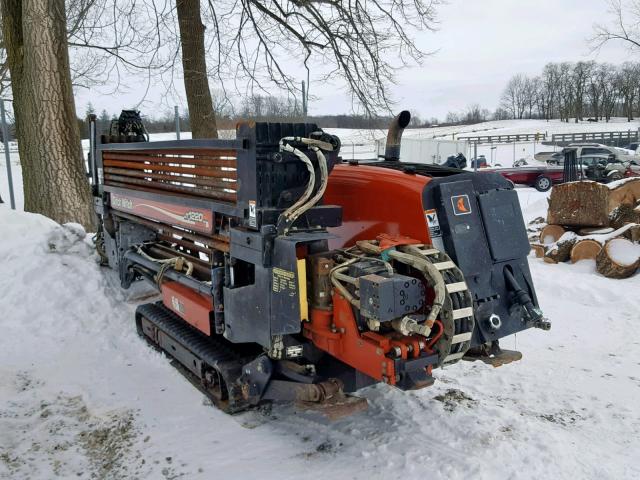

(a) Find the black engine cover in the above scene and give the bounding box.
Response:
[423,172,539,346]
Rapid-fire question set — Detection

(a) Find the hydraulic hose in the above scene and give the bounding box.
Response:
[279,143,315,224]
[388,248,446,329]
[289,146,328,222]
[278,136,334,234]
[329,258,361,308]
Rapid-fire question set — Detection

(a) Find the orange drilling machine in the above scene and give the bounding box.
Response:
[90,110,548,414]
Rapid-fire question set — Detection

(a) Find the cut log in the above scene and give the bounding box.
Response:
[570,239,602,263]
[530,243,545,258]
[623,224,640,243]
[539,225,566,245]
[547,178,640,227]
[544,234,577,263]
[609,204,640,230]
[607,178,640,207]
[595,238,640,279]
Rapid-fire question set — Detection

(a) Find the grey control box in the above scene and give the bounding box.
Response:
[359,274,425,322]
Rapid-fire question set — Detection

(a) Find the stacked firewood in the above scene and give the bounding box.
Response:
[529,178,640,279]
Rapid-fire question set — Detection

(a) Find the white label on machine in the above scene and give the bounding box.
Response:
[248,200,257,227]
[425,209,442,238]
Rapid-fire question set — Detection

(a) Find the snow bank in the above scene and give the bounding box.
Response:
[1,191,640,479]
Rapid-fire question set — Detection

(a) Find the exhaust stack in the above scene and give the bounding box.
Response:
[384,110,411,161]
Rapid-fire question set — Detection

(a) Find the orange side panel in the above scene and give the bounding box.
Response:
[304,293,436,385]
[304,299,397,384]
[324,163,432,249]
[162,281,213,335]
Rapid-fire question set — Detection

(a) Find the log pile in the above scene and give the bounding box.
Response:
[531,178,640,279]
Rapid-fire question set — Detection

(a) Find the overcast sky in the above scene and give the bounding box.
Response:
[75,0,633,121]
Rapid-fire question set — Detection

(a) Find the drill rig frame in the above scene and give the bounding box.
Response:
[89,112,548,416]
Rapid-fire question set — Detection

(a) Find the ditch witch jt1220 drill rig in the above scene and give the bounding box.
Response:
[90,110,549,415]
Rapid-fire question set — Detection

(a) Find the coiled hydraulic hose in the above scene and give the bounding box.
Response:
[278,136,334,234]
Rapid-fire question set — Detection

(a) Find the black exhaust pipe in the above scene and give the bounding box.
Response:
[384,110,411,161]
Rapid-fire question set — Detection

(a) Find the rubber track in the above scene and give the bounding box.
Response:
[135,302,241,368]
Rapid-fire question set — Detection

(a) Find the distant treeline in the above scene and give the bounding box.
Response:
[80,94,442,139]
[498,62,640,123]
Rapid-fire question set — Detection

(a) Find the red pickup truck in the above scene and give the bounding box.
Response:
[484,166,565,191]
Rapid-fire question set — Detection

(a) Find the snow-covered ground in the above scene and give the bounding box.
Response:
[1,129,639,479]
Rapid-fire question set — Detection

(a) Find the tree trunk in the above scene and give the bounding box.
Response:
[1,0,95,229]
[177,0,218,139]
[596,238,639,279]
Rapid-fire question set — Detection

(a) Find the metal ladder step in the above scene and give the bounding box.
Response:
[446,282,468,294]
[434,261,456,271]
[451,332,472,344]
[452,307,474,320]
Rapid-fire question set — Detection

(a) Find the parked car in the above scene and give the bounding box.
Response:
[547,143,625,165]
[623,142,639,152]
[486,165,565,191]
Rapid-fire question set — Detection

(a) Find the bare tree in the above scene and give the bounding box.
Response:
[599,65,618,121]
[66,1,171,93]
[571,61,593,122]
[445,111,460,124]
[463,103,489,123]
[592,0,640,52]
[522,76,538,119]
[539,64,560,120]
[556,62,575,122]
[492,107,510,121]
[616,62,639,121]
[501,74,527,119]
[167,0,440,135]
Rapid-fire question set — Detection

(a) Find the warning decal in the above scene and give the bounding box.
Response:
[451,194,472,216]
[248,200,257,227]
[425,209,442,238]
[272,268,297,297]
